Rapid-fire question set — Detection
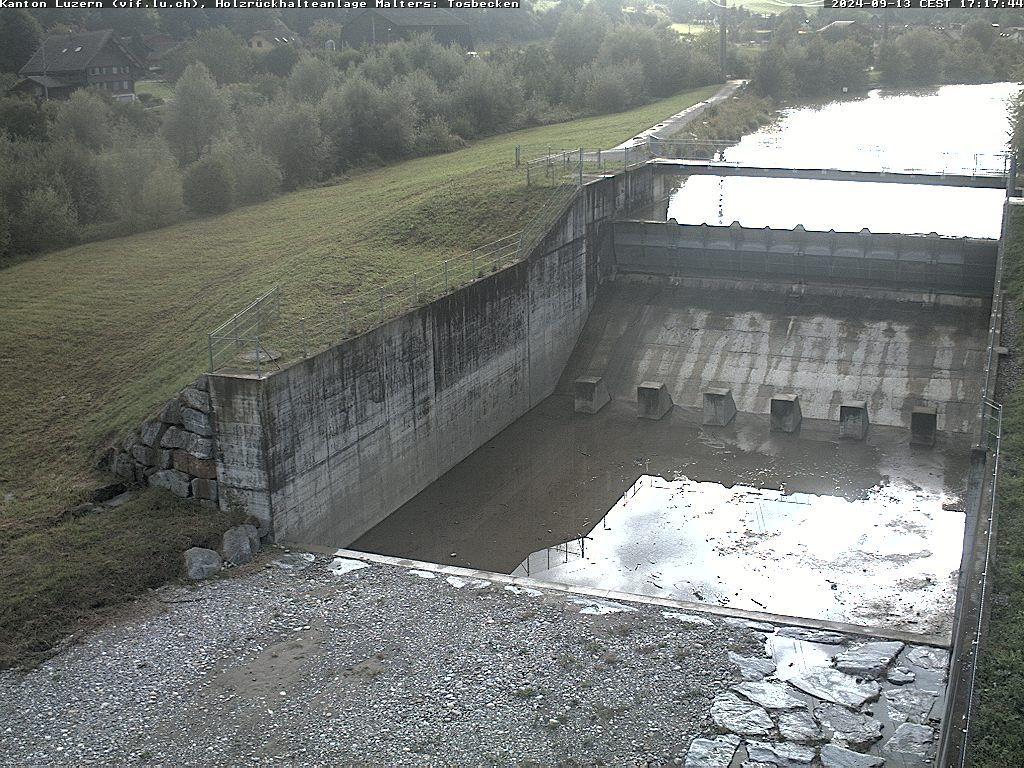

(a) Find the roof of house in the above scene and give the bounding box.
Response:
[817,20,858,33]
[20,29,144,75]
[357,8,470,28]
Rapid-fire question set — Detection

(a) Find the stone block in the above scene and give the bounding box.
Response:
[173,451,218,480]
[181,386,211,414]
[131,443,157,466]
[911,406,937,447]
[184,547,221,580]
[157,449,175,470]
[703,387,737,426]
[193,374,209,392]
[191,477,219,501]
[159,400,182,425]
[150,468,191,497]
[222,525,255,566]
[637,381,673,420]
[574,376,610,414]
[112,453,135,481]
[839,400,870,440]
[160,426,187,449]
[181,407,213,437]
[139,418,167,448]
[770,394,802,433]
[184,434,215,460]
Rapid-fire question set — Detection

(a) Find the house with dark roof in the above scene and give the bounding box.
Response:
[13,29,145,100]
[341,9,472,49]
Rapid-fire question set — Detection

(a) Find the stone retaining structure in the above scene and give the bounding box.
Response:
[109,375,220,509]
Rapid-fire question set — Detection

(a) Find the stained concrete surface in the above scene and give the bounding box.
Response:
[561,282,989,433]
[353,396,971,636]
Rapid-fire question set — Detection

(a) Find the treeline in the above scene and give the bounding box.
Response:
[752,19,1022,100]
[0,18,720,262]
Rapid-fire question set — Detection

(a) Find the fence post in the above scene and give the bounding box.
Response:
[597,147,602,169]
[444,260,449,292]
[473,250,478,277]
[578,146,584,187]
[208,334,214,373]
[515,145,520,168]
[255,336,262,379]
[379,288,385,324]
[300,318,307,358]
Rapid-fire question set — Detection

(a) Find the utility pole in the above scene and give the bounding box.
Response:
[719,0,728,79]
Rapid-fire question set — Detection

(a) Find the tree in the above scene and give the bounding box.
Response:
[964,19,998,51]
[825,40,870,93]
[308,19,343,49]
[253,44,299,78]
[101,134,182,230]
[209,137,281,204]
[552,8,608,71]
[753,46,793,100]
[945,38,995,84]
[183,154,235,215]
[162,63,230,166]
[255,102,324,189]
[45,139,111,225]
[0,97,47,142]
[287,53,336,104]
[0,9,43,75]
[10,185,77,254]
[891,29,946,86]
[164,27,251,85]
[48,90,113,151]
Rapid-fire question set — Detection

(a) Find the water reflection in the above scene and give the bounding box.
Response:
[514,474,965,636]
[663,83,1016,238]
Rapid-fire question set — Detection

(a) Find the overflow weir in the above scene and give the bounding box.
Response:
[195,160,1012,766]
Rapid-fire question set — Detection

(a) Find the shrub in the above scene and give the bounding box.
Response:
[183,154,236,215]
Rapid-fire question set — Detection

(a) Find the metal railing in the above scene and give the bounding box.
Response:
[520,145,650,186]
[207,287,281,375]
[513,535,591,578]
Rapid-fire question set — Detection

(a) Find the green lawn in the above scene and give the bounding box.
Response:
[0,84,721,668]
[671,23,710,37]
[135,79,175,101]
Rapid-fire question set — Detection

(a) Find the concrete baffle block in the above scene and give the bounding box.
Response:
[703,387,737,427]
[911,406,938,447]
[770,394,802,433]
[637,381,673,420]
[574,376,611,414]
[839,400,870,440]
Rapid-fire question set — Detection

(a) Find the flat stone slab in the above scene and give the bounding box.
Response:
[815,703,884,749]
[777,709,823,743]
[887,666,916,685]
[683,734,740,768]
[883,722,934,759]
[789,668,880,709]
[733,680,806,710]
[745,741,815,767]
[906,646,948,671]
[819,743,885,768]
[710,692,773,737]
[834,640,905,678]
[728,651,777,681]
[885,688,939,725]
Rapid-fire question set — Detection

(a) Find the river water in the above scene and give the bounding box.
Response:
[661,82,1018,237]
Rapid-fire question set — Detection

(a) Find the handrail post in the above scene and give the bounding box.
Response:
[255,336,262,379]
[444,260,449,292]
[300,318,307,358]
[208,333,214,373]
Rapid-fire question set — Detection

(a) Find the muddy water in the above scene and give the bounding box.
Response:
[353,397,971,633]
[658,82,1016,237]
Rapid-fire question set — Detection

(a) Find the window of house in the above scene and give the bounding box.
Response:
[257,40,263,48]
[74,46,82,52]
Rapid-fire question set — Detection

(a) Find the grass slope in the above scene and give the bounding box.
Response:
[0,84,720,667]
[973,204,1024,764]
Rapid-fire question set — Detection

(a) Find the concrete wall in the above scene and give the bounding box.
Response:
[612,221,997,297]
[208,168,657,545]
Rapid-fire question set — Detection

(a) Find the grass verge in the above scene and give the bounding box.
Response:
[973,203,1024,763]
[0,84,721,668]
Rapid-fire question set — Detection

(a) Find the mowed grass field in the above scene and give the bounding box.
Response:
[0,84,721,667]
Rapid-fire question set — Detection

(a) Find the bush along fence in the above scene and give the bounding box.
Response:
[108,375,221,511]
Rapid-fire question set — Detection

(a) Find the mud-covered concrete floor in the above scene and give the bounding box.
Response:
[353,396,972,638]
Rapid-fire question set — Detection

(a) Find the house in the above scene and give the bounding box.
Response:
[13,29,144,101]
[341,9,472,49]
[122,33,182,77]
[248,29,301,52]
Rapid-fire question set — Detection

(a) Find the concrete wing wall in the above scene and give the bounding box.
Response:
[206,168,655,546]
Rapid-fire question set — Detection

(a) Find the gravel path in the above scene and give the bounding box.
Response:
[0,550,753,766]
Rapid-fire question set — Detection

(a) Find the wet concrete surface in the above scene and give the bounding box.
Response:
[353,396,971,638]
[560,282,990,433]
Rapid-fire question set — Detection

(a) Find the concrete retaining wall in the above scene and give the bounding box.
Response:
[613,221,997,297]
[207,168,658,545]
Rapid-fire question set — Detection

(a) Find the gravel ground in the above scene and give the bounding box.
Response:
[0,549,757,767]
